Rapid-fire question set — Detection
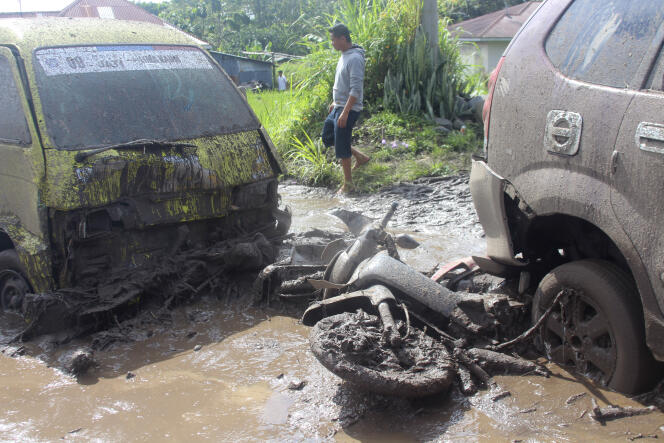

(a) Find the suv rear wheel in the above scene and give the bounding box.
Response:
[532,259,655,394]
[0,250,30,312]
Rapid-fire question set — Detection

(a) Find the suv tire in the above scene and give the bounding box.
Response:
[532,259,655,394]
[0,250,31,312]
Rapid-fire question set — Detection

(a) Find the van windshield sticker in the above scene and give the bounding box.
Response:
[36,46,213,76]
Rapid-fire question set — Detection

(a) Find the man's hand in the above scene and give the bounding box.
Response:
[337,111,348,128]
[328,103,334,114]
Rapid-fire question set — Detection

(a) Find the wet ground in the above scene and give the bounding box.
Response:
[2,175,663,442]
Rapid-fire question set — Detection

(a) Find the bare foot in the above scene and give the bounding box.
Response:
[336,183,354,195]
[352,155,370,170]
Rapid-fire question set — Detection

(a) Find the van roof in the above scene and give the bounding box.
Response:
[0,18,200,54]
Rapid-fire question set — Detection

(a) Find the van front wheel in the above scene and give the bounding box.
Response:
[0,250,31,312]
[532,259,655,394]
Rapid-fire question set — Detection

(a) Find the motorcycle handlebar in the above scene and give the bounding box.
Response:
[379,202,399,229]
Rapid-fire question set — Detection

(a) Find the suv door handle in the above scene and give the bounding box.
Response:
[636,122,664,155]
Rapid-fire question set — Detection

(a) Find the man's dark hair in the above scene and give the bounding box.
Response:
[329,23,351,43]
[278,70,283,74]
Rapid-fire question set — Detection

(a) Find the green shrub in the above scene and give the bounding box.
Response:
[286,131,341,187]
[383,19,468,121]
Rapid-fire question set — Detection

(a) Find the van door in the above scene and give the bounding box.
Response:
[0,47,50,291]
[611,47,664,320]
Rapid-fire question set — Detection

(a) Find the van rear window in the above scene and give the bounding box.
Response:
[34,45,259,150]
[545,0,664,89]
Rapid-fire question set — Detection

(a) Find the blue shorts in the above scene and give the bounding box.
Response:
[321,107,360,159]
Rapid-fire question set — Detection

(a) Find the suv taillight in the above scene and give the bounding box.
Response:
[483,56,505,158]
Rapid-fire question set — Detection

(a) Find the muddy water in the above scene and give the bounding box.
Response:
[1,178,663,442]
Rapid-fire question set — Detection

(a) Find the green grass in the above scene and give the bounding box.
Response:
[347,111,480,192]
[247,89,309,152]
[248,92,482,193]
[286,130,341,187]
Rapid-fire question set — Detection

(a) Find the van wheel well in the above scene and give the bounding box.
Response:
[0,232,14,252]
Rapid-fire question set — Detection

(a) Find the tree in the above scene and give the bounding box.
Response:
[135,0,338,55]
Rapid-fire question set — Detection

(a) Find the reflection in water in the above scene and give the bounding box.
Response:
[0,184,662,441]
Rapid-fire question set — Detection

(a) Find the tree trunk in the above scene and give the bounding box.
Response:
[421,0,439,65]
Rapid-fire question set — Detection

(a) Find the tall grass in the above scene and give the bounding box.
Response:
[287,131,340,186]
[247,89,316,154]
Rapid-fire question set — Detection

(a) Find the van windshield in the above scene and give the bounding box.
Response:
[34,45,259,150]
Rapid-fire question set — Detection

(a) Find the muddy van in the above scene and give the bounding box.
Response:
[0,18,284,309]
[471,0,664,393]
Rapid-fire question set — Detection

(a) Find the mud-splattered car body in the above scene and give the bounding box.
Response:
[0,18,284,296]
[471,0,664,392]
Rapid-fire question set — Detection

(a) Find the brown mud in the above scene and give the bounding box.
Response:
[1,175,663,441]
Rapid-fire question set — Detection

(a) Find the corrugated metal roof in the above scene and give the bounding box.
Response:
[448,2,540,40]
[0,11,59,18]
[59,0,164,24]
[210,51,274,66]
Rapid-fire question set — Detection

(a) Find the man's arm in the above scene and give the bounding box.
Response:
[337,95,357,128]
[338,57,364,128]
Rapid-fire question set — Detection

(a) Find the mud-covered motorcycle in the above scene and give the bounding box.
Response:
[300,203,513,397]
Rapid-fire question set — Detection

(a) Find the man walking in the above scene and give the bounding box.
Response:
[321,23,370,194]
[277,70,288,91]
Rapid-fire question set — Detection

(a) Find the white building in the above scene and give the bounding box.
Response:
[449,2,540,73]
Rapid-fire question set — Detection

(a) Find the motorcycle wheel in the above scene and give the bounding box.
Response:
[309,309,455,397]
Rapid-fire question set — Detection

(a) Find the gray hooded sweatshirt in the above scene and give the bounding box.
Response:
[333,44,365,112]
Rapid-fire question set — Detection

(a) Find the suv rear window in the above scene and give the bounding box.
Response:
[34,45,259,150]
[545,0,664,89]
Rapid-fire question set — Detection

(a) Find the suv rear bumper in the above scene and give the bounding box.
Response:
[470,160,664,361]
[469,159,522,267]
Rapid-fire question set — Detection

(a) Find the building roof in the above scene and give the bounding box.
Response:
[0,0,209,47]
[448,1,540,41]
[60,0,164,24]
[210,51,274,67]
[0,11,59,18]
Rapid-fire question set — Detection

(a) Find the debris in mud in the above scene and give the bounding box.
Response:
[446,293,528,342]
[466,348,550,377]
[566,392,587,405]
[453,348,491,386]
[193,344,202,352]
[310,310,455,397]
[631,380,664,410]
[288,378,307,391]
[590,398,657,424]
[456,361,478,395]
[491,390,512,402]
[1,345,26,357]
[627,433,659,441]
[13,233,278,342]
[126,372,135,380]
[61,347,96,376]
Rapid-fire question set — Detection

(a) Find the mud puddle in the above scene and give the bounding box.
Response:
[1,175,663,441]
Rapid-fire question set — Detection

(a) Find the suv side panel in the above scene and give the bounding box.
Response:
[613,91,664,357]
